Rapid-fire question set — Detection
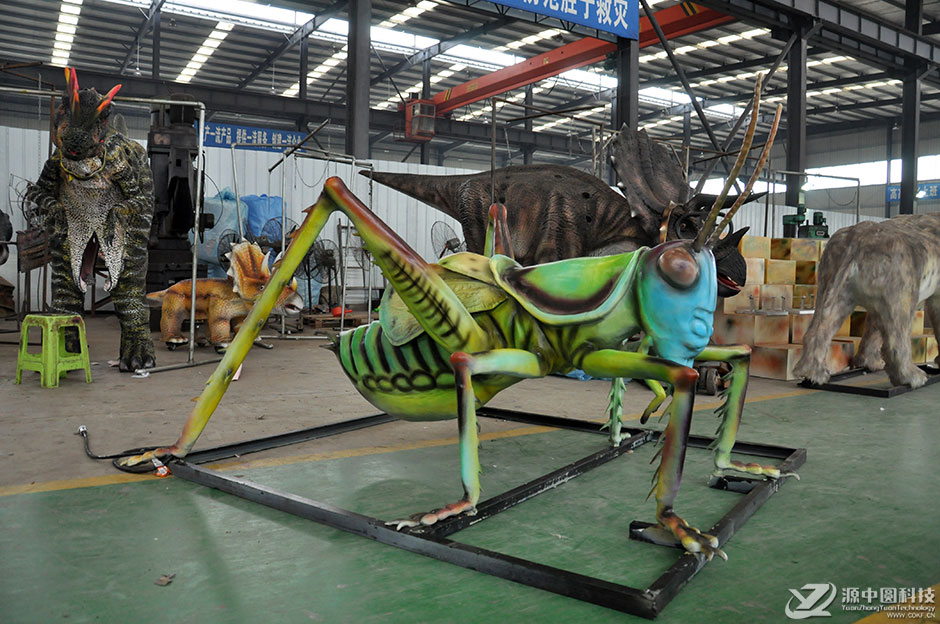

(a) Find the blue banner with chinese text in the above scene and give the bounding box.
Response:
[491,0,638,40]
[202,122,308,152]
[885,182,940,202]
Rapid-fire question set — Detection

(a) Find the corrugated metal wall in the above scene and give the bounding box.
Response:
[0,125,915,310]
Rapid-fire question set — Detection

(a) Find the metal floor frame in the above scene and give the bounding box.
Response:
[170,406,806,619]
[799,364,940,398]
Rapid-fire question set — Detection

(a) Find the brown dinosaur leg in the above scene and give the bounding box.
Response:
[159,299,189,344]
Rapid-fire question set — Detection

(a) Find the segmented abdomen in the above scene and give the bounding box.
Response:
[332,321,459,420]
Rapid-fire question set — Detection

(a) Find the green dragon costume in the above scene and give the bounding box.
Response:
[26,68,156,372]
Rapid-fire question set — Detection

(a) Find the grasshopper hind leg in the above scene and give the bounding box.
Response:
[389,348,547,529]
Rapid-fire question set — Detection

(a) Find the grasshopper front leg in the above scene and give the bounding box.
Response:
[119,177,489,468]
[580,348,725,560]
[696,345,798,480]
[392,349,548,529]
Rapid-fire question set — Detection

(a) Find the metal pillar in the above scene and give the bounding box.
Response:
[420,58,431,165]
[900,0,923,214]
[151,10,160,79]
[613,36,639,132]
[345,0,371,159]
[298,37,309,131]
[523,84,534,164]
[885,124,894,218]
[785,26,807,207]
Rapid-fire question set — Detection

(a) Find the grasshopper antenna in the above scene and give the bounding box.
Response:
[693,75,763,252]
[707,103,782,249]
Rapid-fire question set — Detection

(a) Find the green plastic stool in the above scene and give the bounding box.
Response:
[15,314,93,388]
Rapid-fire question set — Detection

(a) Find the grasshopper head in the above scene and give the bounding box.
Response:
[638,75,783,367]
[637,241,716,367]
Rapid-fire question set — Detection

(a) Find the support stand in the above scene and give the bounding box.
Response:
[164,407,805,619]
[799,364,940,398]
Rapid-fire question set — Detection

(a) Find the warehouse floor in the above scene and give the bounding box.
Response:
[1,315,937,623]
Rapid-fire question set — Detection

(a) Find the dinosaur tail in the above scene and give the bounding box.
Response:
[145,288,169,306]
[360,170,475,220]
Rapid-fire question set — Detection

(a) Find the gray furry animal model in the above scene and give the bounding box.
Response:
[794,214,940,388]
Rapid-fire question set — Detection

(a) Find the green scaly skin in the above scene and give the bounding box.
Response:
[121,177,794,560]
[26,72,155,372]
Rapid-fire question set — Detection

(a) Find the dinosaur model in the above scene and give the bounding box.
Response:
[794,214,940,387]
[121,82,792,560]
[26,68,156,372]
[363,126,751,298]
[147,240,303,348]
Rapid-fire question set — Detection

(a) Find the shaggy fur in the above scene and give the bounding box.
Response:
[794,214,940,388]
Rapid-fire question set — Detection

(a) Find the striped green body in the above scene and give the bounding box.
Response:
[332,284,642,421]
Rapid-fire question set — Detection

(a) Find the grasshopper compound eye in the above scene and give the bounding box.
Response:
[657,247,699,289]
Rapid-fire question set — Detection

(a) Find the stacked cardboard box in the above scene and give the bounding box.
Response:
[711,234,935,379]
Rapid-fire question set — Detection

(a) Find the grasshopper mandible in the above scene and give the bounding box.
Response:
[121,79,790,560]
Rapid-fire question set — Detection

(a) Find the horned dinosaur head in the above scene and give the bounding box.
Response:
[636,77,782,367]
[610,103,767,297]
[54,67,122,161]
[226,240,304,315]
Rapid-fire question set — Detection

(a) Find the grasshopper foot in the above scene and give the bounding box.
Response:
[714,458,799,480]
[115,446,177,469]
[387,499,476,530]
[658,509,727,561]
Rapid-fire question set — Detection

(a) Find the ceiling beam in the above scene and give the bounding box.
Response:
[695,0,940,86]
[432,3,734,115]
[117,0,165,75]
[0,62,586,157]
[369,15,513,88]
[236,1,348,90]
[639,71,897,122]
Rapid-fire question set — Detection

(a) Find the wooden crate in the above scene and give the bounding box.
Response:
[739,235,771,259]
[794,260,817,285]
[744,258,765,285]
[765,259,796,285]
[722,284,761,314]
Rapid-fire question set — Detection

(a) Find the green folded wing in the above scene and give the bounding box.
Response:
[380,263,507,346]
[492,251,642,325]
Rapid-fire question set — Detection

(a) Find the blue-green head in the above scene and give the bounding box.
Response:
[637,240,717,368]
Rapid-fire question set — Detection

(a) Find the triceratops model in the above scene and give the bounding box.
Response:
[121,81,790,560]
[794,214,940,387]
[26,68,156,372]
[364,126,751,298]
[147,240,303,348]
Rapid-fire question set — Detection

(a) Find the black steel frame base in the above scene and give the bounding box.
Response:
[170,407,805,619]
[799,364,940,398]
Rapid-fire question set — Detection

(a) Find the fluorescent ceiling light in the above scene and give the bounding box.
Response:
[176,20,230,82]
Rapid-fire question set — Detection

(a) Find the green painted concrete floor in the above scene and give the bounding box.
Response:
[2,384,938,623]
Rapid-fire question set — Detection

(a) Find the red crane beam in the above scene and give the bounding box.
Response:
[432,3,734,115]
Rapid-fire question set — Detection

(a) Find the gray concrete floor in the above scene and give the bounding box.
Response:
[1,314,816,490]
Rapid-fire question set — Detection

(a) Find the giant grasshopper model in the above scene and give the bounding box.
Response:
[121,81,790,560]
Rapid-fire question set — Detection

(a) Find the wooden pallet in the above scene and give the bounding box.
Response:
[302,312,370,329]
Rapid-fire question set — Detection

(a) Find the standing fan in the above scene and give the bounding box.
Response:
[300,239,339,310]
[215,229,239,270]
[431,221,466,258]
[257,217,298,252]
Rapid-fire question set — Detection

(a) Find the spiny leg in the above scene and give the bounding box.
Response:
[602,337,667,446]
[118,177,489,467]
[391,348,547,529]
[697,345,796,480]
[580,349,724,560]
